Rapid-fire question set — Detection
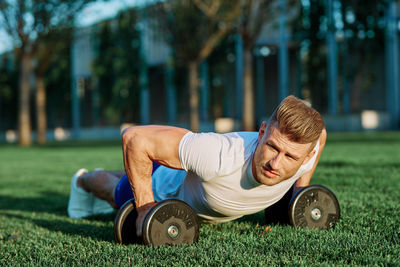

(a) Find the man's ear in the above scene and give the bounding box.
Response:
[303,149,316,165]
[258,121,267,141]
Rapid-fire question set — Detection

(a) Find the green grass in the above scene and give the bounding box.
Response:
[0,133,399,265]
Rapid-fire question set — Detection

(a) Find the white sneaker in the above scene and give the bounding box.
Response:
[67,168,93,218]
[92,197,115,215]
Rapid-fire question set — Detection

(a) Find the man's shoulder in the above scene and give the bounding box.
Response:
[224,131,258,139]
[182,131,258,144]
[221,131,258,148]
[179,131,258,161]
[179,131,258,178]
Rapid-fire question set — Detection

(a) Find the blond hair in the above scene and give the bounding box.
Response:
[269,95,325,145]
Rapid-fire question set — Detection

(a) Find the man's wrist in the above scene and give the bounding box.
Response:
[136,200,156,211]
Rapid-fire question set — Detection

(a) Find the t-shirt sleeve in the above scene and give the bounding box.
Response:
[178,132,245,181]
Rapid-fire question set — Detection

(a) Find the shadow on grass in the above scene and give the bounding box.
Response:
[326,132,400,144]
[33,216,115,242]
[318,160,400,169]
[0,211,115,242]
[0,191,120,242]
[42,140,122,149]
[0,191,70,216]
[0,191,117,221]
[0,140,122,149]
[236,212,267,226]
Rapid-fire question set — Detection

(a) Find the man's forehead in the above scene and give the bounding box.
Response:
[266,125,313,156]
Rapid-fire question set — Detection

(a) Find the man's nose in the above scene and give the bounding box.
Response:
[270,153,282,170]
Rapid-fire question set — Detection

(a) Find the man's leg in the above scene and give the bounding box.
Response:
[77,170,125,209]
[68,163,161,218]
[68,169,124,218]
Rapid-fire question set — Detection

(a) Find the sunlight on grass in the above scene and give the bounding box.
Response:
[0,133,399,265]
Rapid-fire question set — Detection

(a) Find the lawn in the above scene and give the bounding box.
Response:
[0,133,399,265]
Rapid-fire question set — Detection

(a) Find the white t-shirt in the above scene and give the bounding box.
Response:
[151,131,319,223]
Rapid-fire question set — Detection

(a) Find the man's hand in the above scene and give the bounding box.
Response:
[135,202,157,237]
[292,185,305,196]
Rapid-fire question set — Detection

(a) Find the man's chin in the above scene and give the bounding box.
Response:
[256,174,282,186]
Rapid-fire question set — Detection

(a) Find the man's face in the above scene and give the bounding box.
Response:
[252,121,315,186]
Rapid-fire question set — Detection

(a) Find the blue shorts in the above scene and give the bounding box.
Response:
[114,162,161,208]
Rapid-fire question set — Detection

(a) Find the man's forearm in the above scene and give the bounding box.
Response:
[294,128,327,192]
[121,125,188,208]
[120,125,189,236]
[122,127,155,208]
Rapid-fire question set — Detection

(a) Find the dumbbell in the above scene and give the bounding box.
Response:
[114,199,199,246]
[264,185,340,229]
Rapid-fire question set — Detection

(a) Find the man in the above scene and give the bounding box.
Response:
[68,95,326,237]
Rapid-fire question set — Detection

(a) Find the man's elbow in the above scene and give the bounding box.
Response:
[320,128,327,147]
[122,126,140,149]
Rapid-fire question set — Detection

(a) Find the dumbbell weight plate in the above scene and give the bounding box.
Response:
[142,199,199,246]
[289,185,340,229]
[114,199,142,244]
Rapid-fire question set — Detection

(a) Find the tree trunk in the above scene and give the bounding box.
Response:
[36,75,47,144]
[243,48,255,131]
[188,61,200,132]
[18,52,32,146]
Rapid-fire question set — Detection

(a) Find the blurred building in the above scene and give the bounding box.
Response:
[70,3,304,136]
[70,1,396,136]
[1,0,399,142]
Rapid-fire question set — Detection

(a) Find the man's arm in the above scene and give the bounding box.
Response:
[121,125,189,235]
[294,128,327,192]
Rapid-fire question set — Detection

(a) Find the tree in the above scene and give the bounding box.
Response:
[292,0,327,112]
[153,0,241,132]
[0,52,19,132]
[338,0,386,112]
[292,0,387,113]
[0,0,95,146]
[238,0,298,131]
[44,28,73,130]
[92,9,141,125]
[238,0,268,131]
[34,28,70,144]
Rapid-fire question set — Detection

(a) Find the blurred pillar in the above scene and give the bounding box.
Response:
[92,86,100,126]
[165,54,177,123]
[326,0,338,115]
[256,53,265,124]
[71,37,80,138]
[295,49,302,98]
[71,78,80,138]
[342,42,351,114]
[200,61,209,121]
[385,1,400,129]
[278,0,289,101]
[139,27,150,125]
[0,87,2,131]
[224,68,234,117]
[91,31,100,127]
[139,66,150,125]
[235,34,243,120]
